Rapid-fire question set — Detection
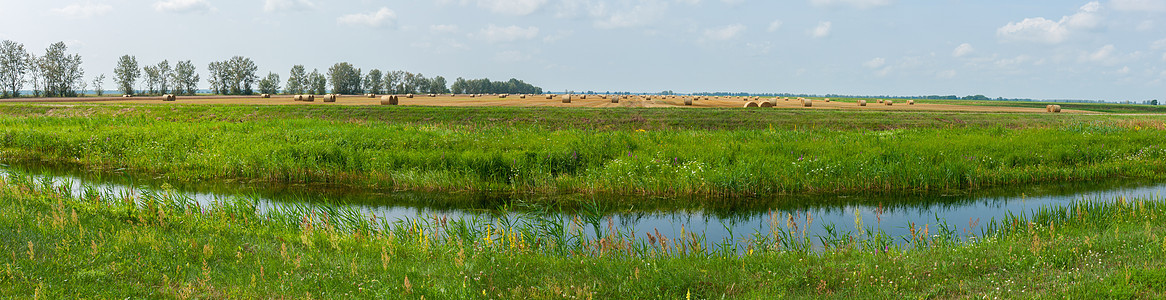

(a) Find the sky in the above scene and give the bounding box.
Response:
[1,0,1164,101]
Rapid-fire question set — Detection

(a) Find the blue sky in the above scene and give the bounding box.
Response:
[1,0,1164,100]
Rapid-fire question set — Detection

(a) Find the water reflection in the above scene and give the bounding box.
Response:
[5,162,1163,249]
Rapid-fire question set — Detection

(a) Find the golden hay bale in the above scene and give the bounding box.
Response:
[305,95,315,102]
[260,94,271,98]
[744,101,759,108]
[323,94,337,102]
[562,95,572,103]
[684,97,693,105]
[877,99,884,103]
[406,94,414,98]
[908,100,915,105]
[611,96,619,103]
[759,101,775,107]
[1046,105,1053,112]
[858,100,867,106]
[380,95,398,105]
[824,98,831,102]
[802,99,813,107]
[162,94,176,101]
[469,94,476,98]
[885,100,894,106]
[122,94,132,98]
[580,95,587,99]
[499,94,509,98]
[429,94,436,97]
[293,95,302,101]
[546,94,553,100]
[1050,105,1062,113]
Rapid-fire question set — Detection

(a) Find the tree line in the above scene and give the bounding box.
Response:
[1,39,545,98]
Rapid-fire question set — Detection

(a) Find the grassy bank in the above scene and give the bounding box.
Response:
[1,171,1164,298]
[2,104,1166,200]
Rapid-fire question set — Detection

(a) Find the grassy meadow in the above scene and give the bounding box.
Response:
[0,104,1164,202]
[2,170,1166,298]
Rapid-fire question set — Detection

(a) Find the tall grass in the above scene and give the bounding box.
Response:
[1,105,1164,199]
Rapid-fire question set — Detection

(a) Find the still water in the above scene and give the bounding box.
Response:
[6,163,1163,249]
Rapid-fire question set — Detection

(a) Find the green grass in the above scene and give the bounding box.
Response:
[2,104,1166,202]
[917,99,1166,114]
[1,170,1164,298]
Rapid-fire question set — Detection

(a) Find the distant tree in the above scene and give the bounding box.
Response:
[1152,99,1159,106]
[327,62,362,94]
[206,61,228,95]
[384,70,404,94]
[0,40,30,98]
[37,42,85,97]
[171,60,199,96]
[227,56,257,95]
[155,60,171,94]
[92,73,105,96]
[364,69,383,94]
[285,65,306,95]
[308,69,326,95]
[27,54,41,97]
[450,77,466,94]
[257,72,281,94]
[114,55,140,95]
[143,64,160,94]
[429,76,448,94]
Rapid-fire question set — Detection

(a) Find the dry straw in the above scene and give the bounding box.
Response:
[744,101,759,108]
[381,95,398,105]
[545,95,553,100]
[684,97,693,105]
[908,100,915,105]
[825,98,831,102]
[802,99,813,107]
[760,101,774,107]
[562,95,572,103]
[858,100,867,106]
[885,100,894,106]
[1048,105,1062,113]
[611,96,619,103]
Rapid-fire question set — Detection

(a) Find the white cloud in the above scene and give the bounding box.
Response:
[811,21,832,38]
[495,50,533,62]
[721,0,744,5]
[810,0,891,9]
[592,1,669,29]
[51,1,113,18]
[1082,44,1117,63]
[676,0,701,5]
[1152,38,1166,50]
[704,24,745,40]
[1115,66,1130,74]
[937,70,957,79]
[767,20,783,32]
[337,7,397,28]
[1110,0,1166,12]
[863,57,885,68]
[996,2,1101,44]
[478,0,547,16]
[431,24,460,34]
[478,24,540,42]
[264,0,315,12]
[153,0,213,13]
[952,43,974,57]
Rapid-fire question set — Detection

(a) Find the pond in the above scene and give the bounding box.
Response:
[6,162,1163,250]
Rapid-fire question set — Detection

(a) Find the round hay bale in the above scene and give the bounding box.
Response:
[428,94,436,97]
[380,95,398,105]
[499,94,509,98]
[162,94,176,101]
[580,95,588,99]
[323,94,337,102]
[1046,105,1054,112]
[546,95,553,100]
[684,97,693,105]
[470,94,476,98]
[802,99,813,107]
[562,95,572,103]
[611,96,619,103]
[260,94,271,98]
[305,95,315,102]
[858,100,867,106]
[406,94,414,98]
[824,98,831,102]
[885,100,894,106]
[759,101,774,107]
[122,94,132,98]
[744,101,759,108]
[877,99,884,103]
[293,95,303,101]
[520,95,526,99]
[908,100,915,105]
[1051,105,1062,113]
